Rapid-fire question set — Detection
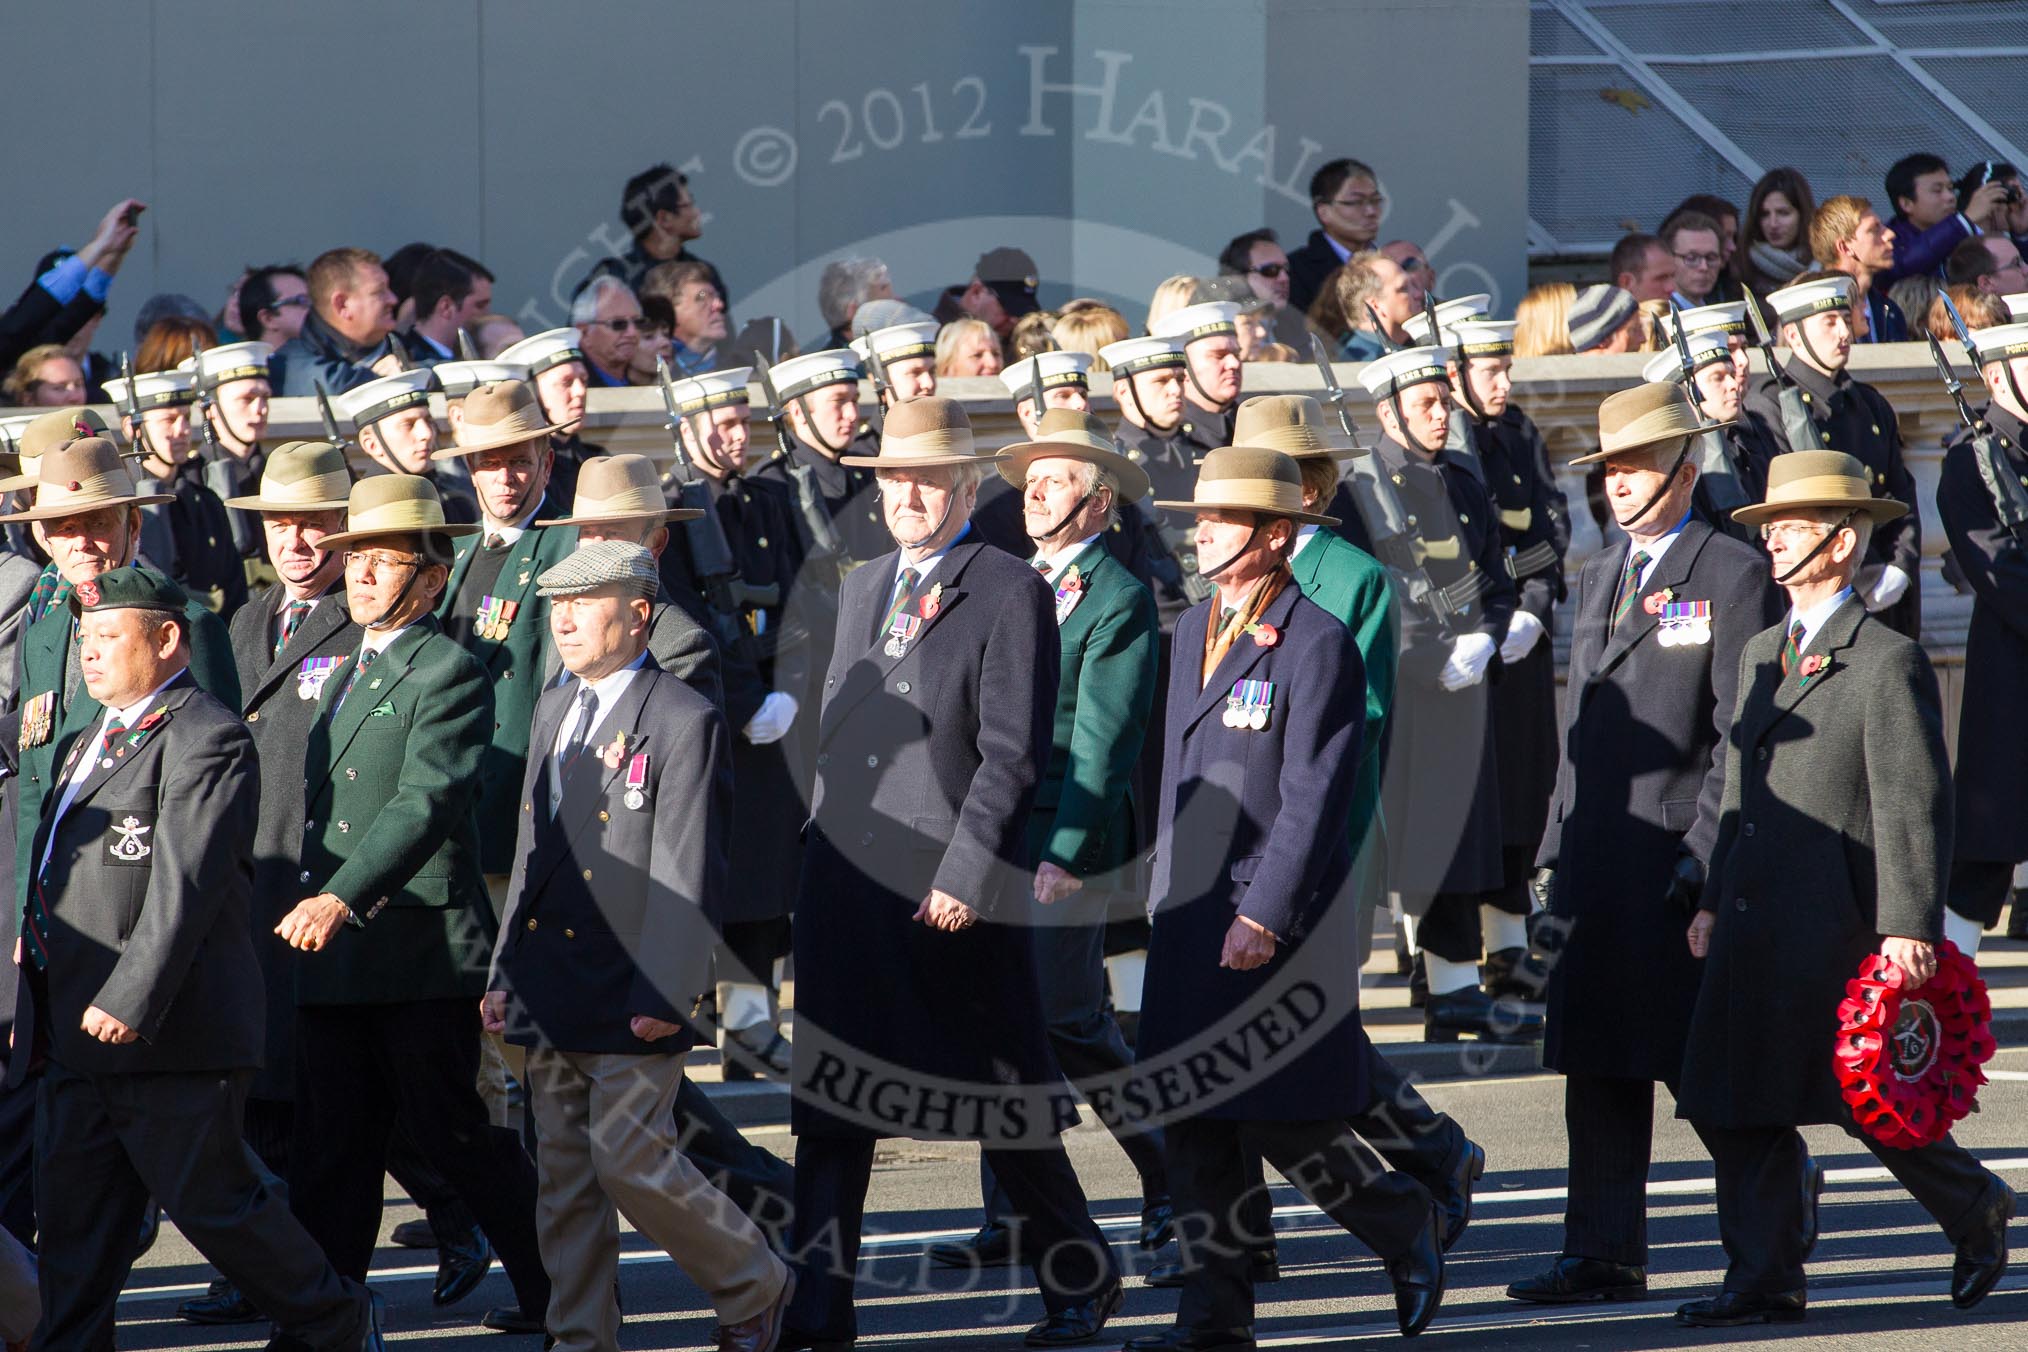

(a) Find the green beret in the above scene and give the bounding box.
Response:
[69,566,189,618]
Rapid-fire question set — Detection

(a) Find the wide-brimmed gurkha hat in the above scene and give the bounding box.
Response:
[533,452,702,526]
[536,540,661,598]
[1225,395,1356,462]
[1766,275,1854,325]
[1660,301,1747,341]
[1403,294,1493,345]
[316,474,481,550]
[334,368,437,433]
[1156,446,1337,527]
[1575,382,1726,465]
[0,408,111,490]
[1000,350,1094,402]
[1098,335,1187,377]
[0,437,172,522]
[434,359,529,399]
[995,408,1152,503]
[1642,330,1734,384]
[840,395,980,469]
[1732,450,1907,527]
[223,440,353,512]
[495,328,587,376]
[434,379,568,459]
[1973,322,2028,368]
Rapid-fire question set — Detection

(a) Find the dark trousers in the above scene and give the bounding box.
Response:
[1562,1074,1670,1266]
[1413,890,1492,963]
[1167,1116,1431,1331]
[1693,1120,2000,1293]
[35,1062,365,1352]
[983,915,1168,1224]
[675,1074,796,1247]
[0,1076,36,1249]
[789,1133,1117,1342]
[291,999,549,1316]
[1946,858,2013,928]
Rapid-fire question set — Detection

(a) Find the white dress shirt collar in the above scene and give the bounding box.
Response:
[1787,587,1856,653]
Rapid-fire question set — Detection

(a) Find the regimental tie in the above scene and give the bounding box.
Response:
[276,599,312,659]
[333,647,377,714]
[1780,620,1807,676]
[1610,549,1651,633]
[560,684,598,776]
[877,567,919,645]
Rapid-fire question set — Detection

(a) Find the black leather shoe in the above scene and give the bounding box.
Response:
[1121,1328,1256,1351]
[1423,987,1541,1043]
[1144,1248,1278,1289]
[1385,1206,1444,1337]
[725,1023,792,1077]
[1506,1255,1647,1304]
[1480,946,1549,1001]
[359,1290,388,1352]
[1800,1153,1825,1259]
[928,1222,1020,1268]
[1952,1183,2014,1309]
[1025,1276,1122,1346]
[2008,892,2028,941]
[480,1306,547,1335]
[433,1224,494,1307]
[179,1280,262,1325]
[1140,1200,1174,1250]
[1434,1142,1484,1251]
[391,1218,438,1249]
[1674,1290,1806,1326]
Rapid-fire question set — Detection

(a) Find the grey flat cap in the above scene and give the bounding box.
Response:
[535,540,660,598]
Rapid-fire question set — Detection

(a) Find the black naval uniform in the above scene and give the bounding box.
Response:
[1745,358,1920,636]
[1690,411,1778,547]
[754,426,890,567]
[136,459,251,618]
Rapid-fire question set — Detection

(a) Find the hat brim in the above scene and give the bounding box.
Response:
[0,491,174,523]
[434,420,570,459]
[1730,495,1908,528]
[222,494,352,513]
[837,452,983,469]
[1152,497,1338,528]
[532,507,705,527]
[994,442,1152,505]
[316,522,483,550]
[1570,417,1728,465]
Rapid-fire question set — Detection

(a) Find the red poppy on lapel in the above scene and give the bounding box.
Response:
[1247,621,1280,649]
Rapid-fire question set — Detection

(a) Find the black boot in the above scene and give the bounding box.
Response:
[1479,947,1550,1001]
[2008,890,2028,941]
[1408,953,1428,1009]
[1425,986,1542,1043]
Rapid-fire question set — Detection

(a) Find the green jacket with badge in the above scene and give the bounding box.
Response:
[296,617,495,1006]
[436,522,578,873]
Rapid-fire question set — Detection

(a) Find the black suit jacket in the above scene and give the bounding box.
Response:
[1286,227,1347,317]
[14,675,261,1081]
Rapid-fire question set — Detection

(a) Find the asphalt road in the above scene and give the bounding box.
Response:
[110,1049,2028,1350]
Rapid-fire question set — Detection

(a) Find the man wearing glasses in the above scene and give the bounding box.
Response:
[572,278,645,389]
[1665,213,1727,309]
[1219,228,1311,349]
[1288,157,1386,315]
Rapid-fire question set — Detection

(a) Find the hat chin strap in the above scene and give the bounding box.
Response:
[1121,372,1182,438]
[363,559,426,631]
[793,393,854,458]
[1773,508,1857,585]
[1026,491,1096,549]
[1197,519,1263,583]
[1183,357,1235,415]
[1620,437,1696,531]
[889,487,964,554]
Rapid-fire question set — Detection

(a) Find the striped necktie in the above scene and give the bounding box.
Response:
[876,567,919,645]
[276,599,312,658]
[1780,621,1807,676]
[1610,549,1651,632]
[334,647,377,714]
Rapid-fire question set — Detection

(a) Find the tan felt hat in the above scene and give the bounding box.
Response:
[316,473,483,550]
[1731,449,1907,527]
[533,452,702,526]
[1155,445,1337,527]
[0,437,173,522]
[1572,381,1725,465]
[0,408,115,491]
[995,408,1151,504]
[434,379,568,459]
[223,440,352,512]
[1225,394,1355,460]
[839,395,982,469]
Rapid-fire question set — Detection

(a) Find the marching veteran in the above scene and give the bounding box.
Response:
[1130,446,1444,1348]
[1674,451,2012,1326]
[782,396,1122,1351]
[485,540,793,1352]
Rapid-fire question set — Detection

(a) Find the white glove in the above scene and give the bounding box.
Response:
[1862,563,1911,611]
[1500,609,1546,665]
[742,690,798,745]
[1438,631,1497,692]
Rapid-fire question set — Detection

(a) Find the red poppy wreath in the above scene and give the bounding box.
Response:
[1834,940,1996,1150]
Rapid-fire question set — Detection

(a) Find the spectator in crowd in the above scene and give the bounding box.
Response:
[570,276,645,387]
[1944,233,2028,300]
[848,298,937,342]
[1144,275,1200,333]
[0,198,143,373]
[817,257,894,351]
[214,268,250,342]
[642,259,728,376]
[472,312,525,359]
[1959,159,2028,260]
[1380,239,1432,311]
[270,247,401,397]
[1632,299,1669,351]
[239,265,311,349]
[381,241,437,329]
[1306,264,1351,347]
[1921,286,2007,343]
[1882,151,2014,287]
[1735,168,1816,298]
[1611,233,1677,304]
[2,344,87,406]
[1009,309,1062,362]
[933,317,1003,377]
[630,294,674,384]
[1287,157,1385,314]
[1218,227,1307,347]
[1514,282,1576,357]
[404,249,494,363]
[1334,252,1416,361]
[1662,211,1726,308]
[1052,301,1129,361]
[1886,273,1938,336]
[583,162,725,300]
[1812,195,1907,343]
[135,316,218,375]
[131,294,212,352]
[937,246,1040,341]
[1664,193,1742,272]
[1567,284,1642,354]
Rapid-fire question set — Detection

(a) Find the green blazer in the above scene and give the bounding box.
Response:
[1031,542,1159,885]
[297,617,495,1005]
[1289,528,1398,849]
[436,521,578,873]
[12,590,239,928]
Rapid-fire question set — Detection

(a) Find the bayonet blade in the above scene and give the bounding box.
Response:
[1940,287,1982,361]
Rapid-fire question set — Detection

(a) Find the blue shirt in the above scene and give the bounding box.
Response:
[37,253,113,306]
[669,340,716,377]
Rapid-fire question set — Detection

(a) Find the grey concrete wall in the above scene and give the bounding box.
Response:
[1,0,1527,349]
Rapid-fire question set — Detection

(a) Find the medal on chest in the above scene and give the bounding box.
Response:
[1223,678,1275,731]
[624,752,649,810]
[19,691,53,749]
[1654,599,1712,647]
[1053,565,1084,624]
[297,655,343,701]
[884,612,921,659]
[475,595,520,642]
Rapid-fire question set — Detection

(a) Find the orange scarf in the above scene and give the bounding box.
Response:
[1201,567,1289,688]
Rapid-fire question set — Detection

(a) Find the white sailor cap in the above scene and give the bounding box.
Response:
[103,368,197,411]
[185,341,273,390]
[2003,293,2028,322]
[1642,329,1734,385]
[770,348,863,402]
[495,327,587,376]
[671,367,755,414]
[1000,350,1095,402]
[1660,300,1748,341]
[1766,275,1854,325]
[1150,301,1240,344]
[434,360,529,399]
[1355,346,1452,399]
[1098,335,1187,377]
[1446,320,1516,360]
[332,368,439,430]
[1974,322,2028,367]
[1402,294,1493,346]
[850,322,940,366]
